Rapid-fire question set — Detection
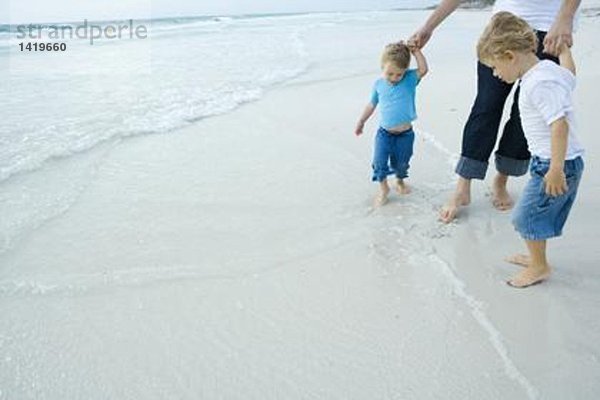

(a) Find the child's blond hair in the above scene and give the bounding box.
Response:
[381,42,411,69]
[477,11,538,64]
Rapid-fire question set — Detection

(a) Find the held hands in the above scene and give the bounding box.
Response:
[544,168,568,197]
[407,42,422,54]
[408,26,433,50]
[544,18,574,56]
[398,39,421,54]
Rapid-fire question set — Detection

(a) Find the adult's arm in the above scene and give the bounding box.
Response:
[409,0,462,49]
[544,0,582,56]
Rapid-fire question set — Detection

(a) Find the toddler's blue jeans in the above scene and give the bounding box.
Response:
[372,127,414,182]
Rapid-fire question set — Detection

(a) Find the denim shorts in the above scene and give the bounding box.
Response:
[512,156,584,241]
[371,127,415,182]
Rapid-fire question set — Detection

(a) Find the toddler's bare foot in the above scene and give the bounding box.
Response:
[439,191,470,223]
[505,254,530,267]
[507,265,551,288]
[492,174,513,211]
[395,179,411,195]
[373,185,390,207]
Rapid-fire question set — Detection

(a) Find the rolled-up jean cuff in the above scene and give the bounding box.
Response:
[455,156,488,180]
[495,154,530,177]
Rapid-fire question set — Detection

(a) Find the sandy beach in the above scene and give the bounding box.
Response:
[1,4,600,400]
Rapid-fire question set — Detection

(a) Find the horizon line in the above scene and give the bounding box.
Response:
[0,6,435,26]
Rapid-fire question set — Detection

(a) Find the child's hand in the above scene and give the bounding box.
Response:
[558,42,572,56]
[354,123,364,136]
[544,168,568,197]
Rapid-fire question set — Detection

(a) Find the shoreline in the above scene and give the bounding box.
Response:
[1,6,599,399]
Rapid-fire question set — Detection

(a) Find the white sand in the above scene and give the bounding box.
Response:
[1,6,600,400]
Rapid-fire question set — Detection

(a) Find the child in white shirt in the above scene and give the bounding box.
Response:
[477,12,584,288]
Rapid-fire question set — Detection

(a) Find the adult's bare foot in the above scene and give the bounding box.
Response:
[507,265,551,288]
[439,191,470,223]
[505,254,530,267]
[492,173,514,211]
[440,177,471,223]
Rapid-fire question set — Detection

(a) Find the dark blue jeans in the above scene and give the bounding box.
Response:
[456,31,559,180]
[372,127,415,181]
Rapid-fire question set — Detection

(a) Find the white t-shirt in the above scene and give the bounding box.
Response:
[519,60,584,160]
[493,0,564,32]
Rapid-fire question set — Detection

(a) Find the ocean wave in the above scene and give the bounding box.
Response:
[0,13,310,184]
[150,16,235,34]
[0,69,308,184]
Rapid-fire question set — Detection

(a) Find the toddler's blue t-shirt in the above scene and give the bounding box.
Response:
[370,69,419,129]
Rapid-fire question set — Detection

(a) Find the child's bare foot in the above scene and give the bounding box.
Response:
[373,184,390,207]
[492,173,513,211]
[505,254,530,267]
[373,192,388,207]
[507,265,551,288]
[395,179,411,195]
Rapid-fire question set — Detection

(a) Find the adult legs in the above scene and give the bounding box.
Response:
[440,61,515,222]
[491,86,530,211]
[440,31,560,223]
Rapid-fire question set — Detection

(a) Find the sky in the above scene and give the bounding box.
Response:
[2,1,432,24]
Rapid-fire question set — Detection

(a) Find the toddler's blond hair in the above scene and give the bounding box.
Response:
[381,42,411,69]
[477,12,538,64]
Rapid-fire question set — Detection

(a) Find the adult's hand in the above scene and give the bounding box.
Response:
[408,26,434,49]
[408,0,461,49]
[544,18,574,56]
